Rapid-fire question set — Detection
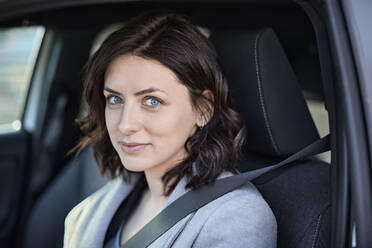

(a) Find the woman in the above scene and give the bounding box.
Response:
[63,12,277,248]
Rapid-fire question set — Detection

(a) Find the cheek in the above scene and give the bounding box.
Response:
[105,109,112,132]
[105,108,120,142]
[146,107,196,148]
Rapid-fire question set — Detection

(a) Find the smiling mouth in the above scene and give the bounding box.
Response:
[120,143,149,153]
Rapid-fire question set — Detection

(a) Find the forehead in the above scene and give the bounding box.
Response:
[104,54,187,95]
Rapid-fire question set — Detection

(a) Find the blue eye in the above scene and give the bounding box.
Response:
[107,95,122,105]
[144,97,161,108]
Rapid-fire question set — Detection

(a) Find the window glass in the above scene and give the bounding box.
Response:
[306,98,330,163]
[0,26,45,133]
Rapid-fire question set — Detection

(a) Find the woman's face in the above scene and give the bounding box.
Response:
[104,54,200,176]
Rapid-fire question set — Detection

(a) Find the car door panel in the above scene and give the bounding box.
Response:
[0,130,30,246]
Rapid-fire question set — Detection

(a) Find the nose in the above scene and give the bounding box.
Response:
[118,101,142,136]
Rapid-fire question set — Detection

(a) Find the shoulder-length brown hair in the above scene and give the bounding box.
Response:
[70,12,246,195]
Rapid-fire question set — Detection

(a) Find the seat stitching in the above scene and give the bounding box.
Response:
[311,212,323,248]
[290,204,331,247]
[254,29,281,155]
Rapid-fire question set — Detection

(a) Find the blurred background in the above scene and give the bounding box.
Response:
[0,26,44,132]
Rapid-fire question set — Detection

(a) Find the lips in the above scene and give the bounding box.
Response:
[119,142,150,153]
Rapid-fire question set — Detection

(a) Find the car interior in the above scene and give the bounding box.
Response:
[0,1,332,248]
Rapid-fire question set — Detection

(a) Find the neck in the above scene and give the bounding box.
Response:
[145,171,164,198]
[143,151,187,203]
[144,170,167,202]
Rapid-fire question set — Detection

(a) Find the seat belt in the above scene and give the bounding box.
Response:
[121,134,330,248]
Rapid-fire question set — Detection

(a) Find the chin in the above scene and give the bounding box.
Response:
[119,157,148,172]
[123,166,145,172]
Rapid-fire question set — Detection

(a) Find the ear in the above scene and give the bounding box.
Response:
[196,90,214,127]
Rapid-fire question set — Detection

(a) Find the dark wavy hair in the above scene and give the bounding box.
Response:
[69,12,246,195]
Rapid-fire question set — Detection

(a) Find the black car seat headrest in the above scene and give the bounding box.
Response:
[211,27,319,159]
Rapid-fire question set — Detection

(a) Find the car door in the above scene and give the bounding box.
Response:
[313,0,372,247]
[337,0,372,246]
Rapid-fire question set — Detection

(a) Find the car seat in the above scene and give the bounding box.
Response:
[211,27,331,248]
[22,147,107,248]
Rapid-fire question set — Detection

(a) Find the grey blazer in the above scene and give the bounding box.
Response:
[63,172,277,248]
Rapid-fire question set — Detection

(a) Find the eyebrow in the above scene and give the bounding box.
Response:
[103,87,168,96]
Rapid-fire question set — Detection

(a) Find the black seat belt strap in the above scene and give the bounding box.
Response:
[121,134,330,248]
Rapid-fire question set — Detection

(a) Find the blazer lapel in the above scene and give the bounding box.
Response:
[77,173,142,248]
[147,170,234,248]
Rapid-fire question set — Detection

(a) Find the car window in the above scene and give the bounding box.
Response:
[0,26,45,133]
[306,98,330,162]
